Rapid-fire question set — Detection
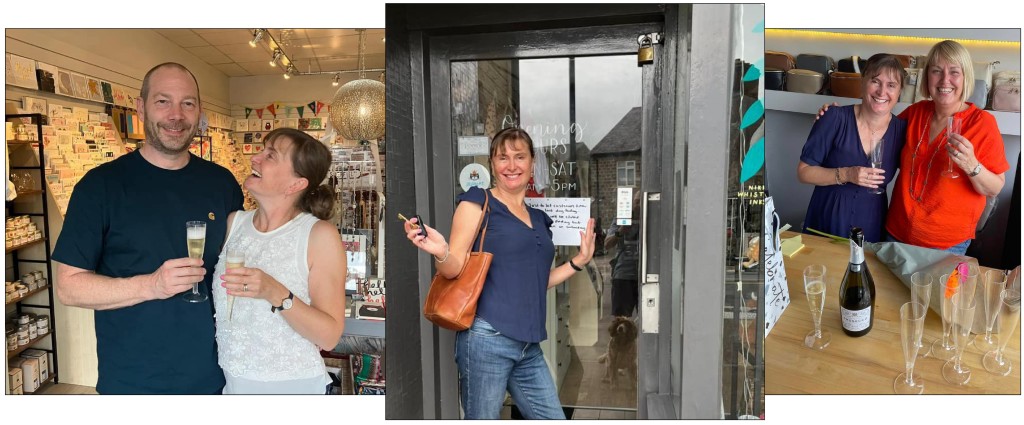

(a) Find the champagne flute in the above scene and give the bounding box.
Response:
[803,264,831,350]
[941,292,977,385]
[983,289,1021,376]
[941,117,962,178]
[870,138,885,194]
[225,250,245,320]
[183,221,208,303]
[974,269,1008,352]
[910,272,933,357]
[894,302,927,394]
[931,273,959,361]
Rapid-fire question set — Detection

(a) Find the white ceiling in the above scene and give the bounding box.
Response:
[153,29,385,77]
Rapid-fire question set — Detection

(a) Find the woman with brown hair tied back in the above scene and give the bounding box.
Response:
[405,127,596,419]
[213,128,347,394]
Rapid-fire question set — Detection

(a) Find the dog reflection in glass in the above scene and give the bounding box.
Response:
[597,316,638,387]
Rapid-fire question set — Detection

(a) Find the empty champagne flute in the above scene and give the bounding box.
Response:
[803,264,830,350]
[870,138,885,194]
[895,302,927,394]
[974,269,1008,352]
[942,292,977,385]
[225,250,245,320]
[983,289,1021,376]
[941,117,962,178]
[911,272,933,357]
[183,221,208,303]
[931,273,959,361]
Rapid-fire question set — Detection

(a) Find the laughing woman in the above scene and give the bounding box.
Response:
[405,128,596,419]
[213,128,346,394]
[798,54,908,242]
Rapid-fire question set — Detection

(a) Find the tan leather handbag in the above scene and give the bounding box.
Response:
[422,190,493,331]
[830,72,862,98]
[766,50,796,72]
[785,69,824,94]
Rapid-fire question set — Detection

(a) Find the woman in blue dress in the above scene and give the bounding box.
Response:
[798,54,909,242]
[404,128,596,419]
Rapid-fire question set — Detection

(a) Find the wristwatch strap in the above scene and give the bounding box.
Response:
[271,291,294,313]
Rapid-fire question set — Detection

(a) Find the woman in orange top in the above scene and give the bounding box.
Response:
[885,40,1009,254]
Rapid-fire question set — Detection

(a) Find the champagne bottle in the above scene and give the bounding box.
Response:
[839,227,876,337]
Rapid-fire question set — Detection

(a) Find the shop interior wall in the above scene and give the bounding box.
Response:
[5,28,231,387]
[228,71,384,130]
[765,28,1021,72]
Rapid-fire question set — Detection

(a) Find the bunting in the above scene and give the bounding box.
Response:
[256,108,264,119]
[297,106,305,118]
[316,101,326,116]
[308,101,317,116]
[245,107,253,119]
[284,105,294,117]
[267,103,277,118]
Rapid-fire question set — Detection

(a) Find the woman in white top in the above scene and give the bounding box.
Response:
[213,128,346,394]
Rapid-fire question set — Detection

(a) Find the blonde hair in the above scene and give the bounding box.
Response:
[918,40,975,103]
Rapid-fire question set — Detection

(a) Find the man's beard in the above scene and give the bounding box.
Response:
[144,119,196,155]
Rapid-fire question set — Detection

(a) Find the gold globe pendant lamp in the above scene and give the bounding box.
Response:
[330,29,385,141]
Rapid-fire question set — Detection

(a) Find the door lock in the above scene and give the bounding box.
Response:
[637,34,654,66]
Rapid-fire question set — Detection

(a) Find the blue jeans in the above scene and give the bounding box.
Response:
[455,317,565,420]
[885,234,972,256]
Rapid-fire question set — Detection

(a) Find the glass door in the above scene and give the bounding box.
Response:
[435,20,669,416]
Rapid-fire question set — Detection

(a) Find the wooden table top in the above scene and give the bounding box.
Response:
[766,231,1021,394]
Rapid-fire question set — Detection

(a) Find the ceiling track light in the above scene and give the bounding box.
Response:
[283,64,296,79]
[249,29,265,47]
[332,73,341,86]
[270,49,283,67]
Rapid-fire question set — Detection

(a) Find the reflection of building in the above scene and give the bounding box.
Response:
[590,106,642,229]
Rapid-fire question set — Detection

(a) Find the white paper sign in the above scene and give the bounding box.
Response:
[524,197,590,246]
[457,136,490,157]
[616,187,633,225]
[763,196,790,336]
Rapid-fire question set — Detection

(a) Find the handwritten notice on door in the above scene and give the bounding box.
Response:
[763,196,790,336]
[524,197,590,246]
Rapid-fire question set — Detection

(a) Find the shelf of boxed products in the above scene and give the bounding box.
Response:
[28,374,56,394]
[4,238,47,254]
[765,90,1021,136]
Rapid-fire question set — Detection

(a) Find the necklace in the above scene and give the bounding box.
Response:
[856,108,890,156]
[908,118,951,202]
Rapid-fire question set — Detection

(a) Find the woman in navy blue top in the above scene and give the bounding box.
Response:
[798,54,908,242]
[405,128,596,419]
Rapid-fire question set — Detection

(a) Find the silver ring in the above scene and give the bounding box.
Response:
[243,283,248,292]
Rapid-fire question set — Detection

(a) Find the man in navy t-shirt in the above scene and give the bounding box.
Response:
[52,63,243,394]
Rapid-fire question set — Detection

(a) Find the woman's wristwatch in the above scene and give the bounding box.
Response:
[968,162,983,177]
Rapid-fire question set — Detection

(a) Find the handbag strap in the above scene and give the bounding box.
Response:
[474,190,492,253]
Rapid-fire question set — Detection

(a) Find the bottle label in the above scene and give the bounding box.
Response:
[841,306,871,332]
[849,239,864,264]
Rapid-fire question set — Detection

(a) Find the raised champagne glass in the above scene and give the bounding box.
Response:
[225,250,245,320]
[870,138,885,194]
[941,117,962,178]
[894,302,927,394]
[983,289,1021,376]
[183,221,208,303]
[803,264,831,350]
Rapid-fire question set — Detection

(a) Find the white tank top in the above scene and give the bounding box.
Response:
[212,209,328,385]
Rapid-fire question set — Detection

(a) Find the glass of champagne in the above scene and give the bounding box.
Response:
[942,117,962,178]
[931,273,959,361]
[983,289,1021,376]
[870,138,885,194]
[911,272,933,357]
[974,269,1008,352]
[942,292,977,386]
[225,250,245,320]
[183,221,208,303]
[895,302,927,394]
[803,264,831,350]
